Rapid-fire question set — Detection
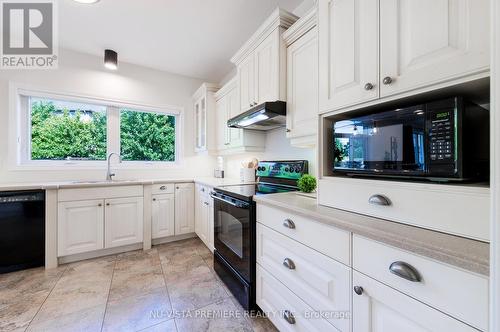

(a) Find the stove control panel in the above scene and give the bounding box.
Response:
[256,160,308,180]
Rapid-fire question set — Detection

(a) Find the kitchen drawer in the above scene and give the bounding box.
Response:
[151,183,175,195]
[353,235,488,331]
[256,204,350,265]
[256,264,340,332]
[257,223,351,331]
[353,271,480,332]
[319,177,490,241]
[58,185,143,202]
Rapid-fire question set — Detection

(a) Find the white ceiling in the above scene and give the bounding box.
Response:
[59,0,304,82]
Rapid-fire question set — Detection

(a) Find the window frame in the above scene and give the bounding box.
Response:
[9,83,184,170]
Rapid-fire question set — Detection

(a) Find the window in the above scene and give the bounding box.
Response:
[30,98,107,161]
[15,89,181,168]
[120,109,176,162]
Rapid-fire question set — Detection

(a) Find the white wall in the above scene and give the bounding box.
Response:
[223,128,317,179]
[0,49,215,183]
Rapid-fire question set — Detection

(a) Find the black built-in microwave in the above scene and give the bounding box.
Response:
[332,97,489,182]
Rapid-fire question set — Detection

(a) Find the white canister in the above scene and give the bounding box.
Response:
[240,168,256,183]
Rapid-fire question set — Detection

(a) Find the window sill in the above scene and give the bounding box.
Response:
[11,160,183,171]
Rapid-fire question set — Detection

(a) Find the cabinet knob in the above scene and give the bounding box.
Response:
[354,286,364,295]
[364,82,374,90]
[106,203,110,206]
[286,128,291,133]
[98,203,102,207]
[153,198,157,201]
[201,188,205,192]
[283,310,296,325]
[382,76,393,85]
[283,218,296,229]
[389,261,422,282]
[176,186,180,189]
[283,258,296,270]
[160,186,166,190]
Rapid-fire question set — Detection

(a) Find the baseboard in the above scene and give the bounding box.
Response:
[58,243,144,264]
[151,233,197,246]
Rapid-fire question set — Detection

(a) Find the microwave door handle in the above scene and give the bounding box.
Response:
[210,194,250,209]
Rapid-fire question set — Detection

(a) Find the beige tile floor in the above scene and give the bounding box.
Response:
[0,238,278,332]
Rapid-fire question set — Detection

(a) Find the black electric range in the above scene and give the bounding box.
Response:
[211,160,308,311]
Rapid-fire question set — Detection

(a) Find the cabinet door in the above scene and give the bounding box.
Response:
[105,197,144,248]
[152,194,175,239]
[195,187,208,244]
[352,272,478,332]
[238,55,256,112]
[255,30,279,104]
[175,183,195,235]
[207,198,214,252]
[380,0,490,97]
[227,87,243,147]
[194,97,207,151]
[318,0,379,112]
[286,27,318,141]
[57,200,104,256]
[216,96,229,151]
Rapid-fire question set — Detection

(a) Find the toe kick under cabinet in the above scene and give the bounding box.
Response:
[256,204,488,332]
[57,185,144,257]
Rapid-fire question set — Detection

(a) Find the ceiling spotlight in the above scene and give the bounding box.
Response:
[104,49,118,70]
[73,0,100,4]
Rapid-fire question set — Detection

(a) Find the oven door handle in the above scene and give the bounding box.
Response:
[210,194,250,209]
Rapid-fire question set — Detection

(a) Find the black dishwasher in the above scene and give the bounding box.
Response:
[0,191,45,274]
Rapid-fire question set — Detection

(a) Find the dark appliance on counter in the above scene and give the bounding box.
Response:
[227,101,286,131]
[211,160,308,311]
[0,190,45,273]
[332,96,489,182]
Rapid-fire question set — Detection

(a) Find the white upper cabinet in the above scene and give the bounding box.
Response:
[238,56,257,111]
[104,197,144,248]
[193,83,219,154]
[318,0,490,113]
[318,0,379,112]
[283,8,319,147]
[175,183,195,235]
[215,78,266,155]
[254,30,280,104]
[231,8,298,113]
[379,0,490,97]
[152,193,175,239]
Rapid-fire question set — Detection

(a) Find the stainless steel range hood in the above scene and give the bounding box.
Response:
[227,101,286,131]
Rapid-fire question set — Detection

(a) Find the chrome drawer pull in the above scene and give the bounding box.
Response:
[283,258,296,270]
[283,310,296,325]
[283,219,296,229]
[389,261,422,282]
[368,194,391,206]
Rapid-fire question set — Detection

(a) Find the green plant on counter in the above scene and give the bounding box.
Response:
[297,174,317,193]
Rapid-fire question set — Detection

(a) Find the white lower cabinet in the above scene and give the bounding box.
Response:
[175,183,195,235]
[256,265,338,331]
[57,199,104,256]
[352,271,479,332]
[104,197,144,248]
[195,184,214,252]
[152,194,175,239]
[257,223,351,331]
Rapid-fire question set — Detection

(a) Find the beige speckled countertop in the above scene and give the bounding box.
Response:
[254,192,489,276]
[0,177,248,192]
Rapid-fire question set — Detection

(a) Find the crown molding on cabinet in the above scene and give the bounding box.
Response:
[192,82,219,100]
[282,6,317,47]
[230,7,298,66]
[214,77,237,101]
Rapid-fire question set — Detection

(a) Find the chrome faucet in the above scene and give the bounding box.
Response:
[106,152,122,181]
